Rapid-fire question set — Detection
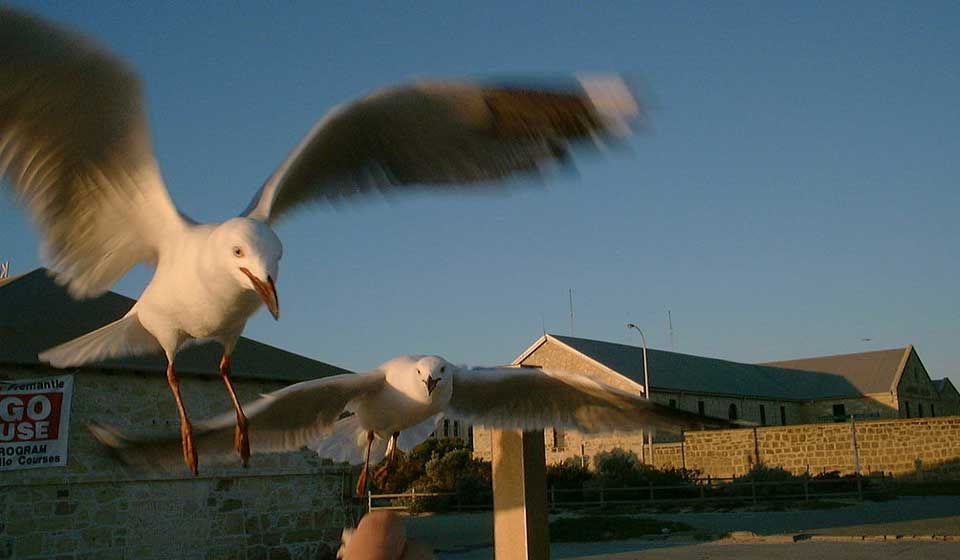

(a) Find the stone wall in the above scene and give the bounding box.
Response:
[655,415,960,478]
[1,366,356,560]
[475,416,960,480]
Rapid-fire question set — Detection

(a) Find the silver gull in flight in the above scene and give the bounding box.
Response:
[90,355,738,495]
[1,7,639,475]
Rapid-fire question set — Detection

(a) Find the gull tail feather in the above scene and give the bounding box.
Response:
[39,312,160,367]
[396,414,443,452]
[310,415,389,465]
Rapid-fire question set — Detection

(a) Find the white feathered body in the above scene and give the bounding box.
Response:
[312,356,453,464]
[41,218,282,367]
[136,224,261,352]
[354,356,451,434]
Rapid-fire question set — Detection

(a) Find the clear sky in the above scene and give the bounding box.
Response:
[2,1,958,383]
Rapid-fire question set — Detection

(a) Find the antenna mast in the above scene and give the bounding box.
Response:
[568,288,575,336]
[668,309,675,351]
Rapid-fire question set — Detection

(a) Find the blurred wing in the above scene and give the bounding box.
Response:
[89,370,386,468]
[243,75,640,223]
[0,8,184,297]
[448,367,736,434]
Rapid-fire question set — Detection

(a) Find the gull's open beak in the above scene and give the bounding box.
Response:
[240,267,279,320]
[425,376,440,396]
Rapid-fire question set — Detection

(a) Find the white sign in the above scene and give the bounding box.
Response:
[0,375,74,471]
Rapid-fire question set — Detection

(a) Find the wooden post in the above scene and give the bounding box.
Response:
[850,415,863,501]
[752,427,760,465]
[680,430,686,471]
[491,429,549,560]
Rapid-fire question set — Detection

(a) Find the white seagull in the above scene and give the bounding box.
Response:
[90,355,737,495]
[0,9,640,475]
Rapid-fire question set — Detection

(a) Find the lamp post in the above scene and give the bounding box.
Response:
[626,323,652,465]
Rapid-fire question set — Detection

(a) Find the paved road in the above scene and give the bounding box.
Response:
[569,541,960,560]
[403,496,960,559]
[647,495,960,536]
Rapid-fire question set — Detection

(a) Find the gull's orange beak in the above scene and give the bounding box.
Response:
[240,267,279,320]
[425,376,440,396]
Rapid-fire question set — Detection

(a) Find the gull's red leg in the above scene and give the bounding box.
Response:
[165,362,197,475]
[355,431,375,497]
[373,431,401,487]
[219,354,250,467]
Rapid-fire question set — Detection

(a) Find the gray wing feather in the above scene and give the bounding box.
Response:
[447,367,735,434]
[243,76,640,223]
[88,370,386,468]
[0,8,183,297]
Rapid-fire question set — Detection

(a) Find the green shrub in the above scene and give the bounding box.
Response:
[730,463,804,498]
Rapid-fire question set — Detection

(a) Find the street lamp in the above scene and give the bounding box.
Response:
[626,323,649,401]
[626,323,652,464]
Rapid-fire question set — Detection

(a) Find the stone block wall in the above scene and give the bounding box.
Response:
[1,366,356,560]
[475,416,960,480]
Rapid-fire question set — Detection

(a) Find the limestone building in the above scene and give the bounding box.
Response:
[473,334,959,464]
[1,269,356,559]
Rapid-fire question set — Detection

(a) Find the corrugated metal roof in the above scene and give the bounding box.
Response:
[0,268,350,381]
[546,335,864,400]
[762,347,909,394]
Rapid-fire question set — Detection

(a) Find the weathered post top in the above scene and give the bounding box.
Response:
[491,429,549,560]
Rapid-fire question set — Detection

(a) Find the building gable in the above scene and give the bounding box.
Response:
[513,335,643,394]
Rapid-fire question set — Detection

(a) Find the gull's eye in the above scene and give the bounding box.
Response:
[416,368,421,375]
[440,366,445,373]
[232,246,244,258]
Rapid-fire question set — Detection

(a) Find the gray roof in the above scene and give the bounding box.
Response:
[932,378,958,396]
[762,347,910,394]
[545,335,863,401]
[0,268,350,382]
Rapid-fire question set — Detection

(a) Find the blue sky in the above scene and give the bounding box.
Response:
[2,1,959,383]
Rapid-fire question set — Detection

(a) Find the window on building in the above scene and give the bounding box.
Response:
[780,406,787,426]
[669,399,677,408]
[552,428,566,450]
[443,419,450,437]
[832,403,846,422]
[905,401,911,418]
[728,403,738,421]
[931,404,936,417]
[453,420,460,438]
[759,405,767,426]
[918,403,924,418]
[467,426,474,447]
[698,401,705,416]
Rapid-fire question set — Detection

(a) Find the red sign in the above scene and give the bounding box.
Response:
[0,392,64,442]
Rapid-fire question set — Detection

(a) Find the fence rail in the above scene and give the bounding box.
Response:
[368,473,892,512]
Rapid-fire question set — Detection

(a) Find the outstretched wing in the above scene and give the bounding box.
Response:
[243,75,640,223]
[89,370,386,468]
[0,8,184,297]
[448,367,737,434]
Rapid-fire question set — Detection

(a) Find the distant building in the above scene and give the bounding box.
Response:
[933,378,960,417]
[473,333,959,464]
[1,269,355,559]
